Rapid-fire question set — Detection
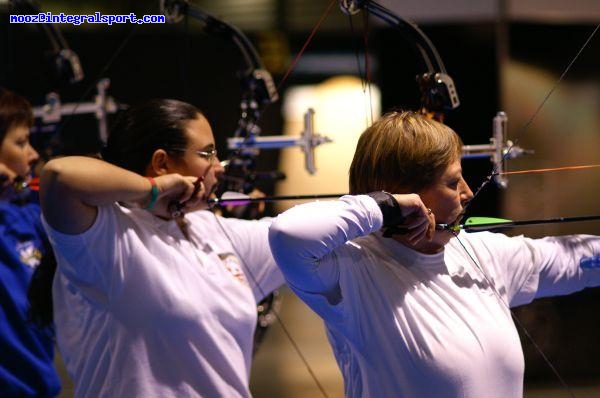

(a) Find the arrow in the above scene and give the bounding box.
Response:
[208,191,343,206]
[439,215,600,233]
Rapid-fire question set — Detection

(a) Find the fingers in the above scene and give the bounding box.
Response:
[425,208,435,241]
[404,210,434,244]
[391,193,436,244]
[151,175,208,218]
[405,220,429,244]
[177,177,205,204]
[0,165,17,190]
[171,176,210,216]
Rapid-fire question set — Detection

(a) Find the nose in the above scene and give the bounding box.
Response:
[460,178,473,205]
[213,156,225,178]
[27,144,39,164]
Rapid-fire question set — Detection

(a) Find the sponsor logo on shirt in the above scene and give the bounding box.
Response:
[16,240,42,268]
[219,253,248,286]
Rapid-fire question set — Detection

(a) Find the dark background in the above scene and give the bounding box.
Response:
[2,0,599,391]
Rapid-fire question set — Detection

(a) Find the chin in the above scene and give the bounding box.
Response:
[205,183,218,199]
[441,213,464,230]
[434,229,454,244]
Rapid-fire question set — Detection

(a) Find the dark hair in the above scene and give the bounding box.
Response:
[102,98,203,175]
[0,87,34,143]
[349,110,462,194]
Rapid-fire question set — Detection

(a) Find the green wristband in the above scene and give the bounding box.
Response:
[145,177,159,210]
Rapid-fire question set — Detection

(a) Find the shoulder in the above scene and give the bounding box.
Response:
[44,202,126,244]
[450,231,535,252]
[0,200,40,217]
[0,201,43,235]
[446,231,541,278]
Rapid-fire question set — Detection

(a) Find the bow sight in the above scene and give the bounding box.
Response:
[159,0,332,195]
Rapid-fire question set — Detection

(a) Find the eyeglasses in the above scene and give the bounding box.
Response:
[170,148,218,163]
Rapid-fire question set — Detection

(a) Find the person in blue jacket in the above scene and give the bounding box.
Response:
[0,87,60,397]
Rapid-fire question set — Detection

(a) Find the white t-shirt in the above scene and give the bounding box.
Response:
[268,195,600,398]
[43,203,284,398]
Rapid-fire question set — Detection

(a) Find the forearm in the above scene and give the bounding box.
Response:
[536,235,600,297]
[40,156,153,234]
[41,156,151,208]
[269,195,383,292]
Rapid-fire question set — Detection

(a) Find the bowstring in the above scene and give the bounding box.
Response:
[209,2,341,397]
[187,6,595,398]
[466,23,599,210]
[53,1,337,394]
[451,231,576,397]
[212,213,330,398]
[348,7,375,128]
[54,1,156,138]
[362,8,375,125]
[455,23,598,395]
[275,0,338,94]
[240,0,338,147]
[345,4,577,392]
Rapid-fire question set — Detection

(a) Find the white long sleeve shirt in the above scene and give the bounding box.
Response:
[44,203,284,398]
[269,195,600,398]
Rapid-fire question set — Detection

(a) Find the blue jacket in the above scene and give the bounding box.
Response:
[0,199,60,397]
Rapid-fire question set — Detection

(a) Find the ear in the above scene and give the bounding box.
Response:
[148,149,170,176]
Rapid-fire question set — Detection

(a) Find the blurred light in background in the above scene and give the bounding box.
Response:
[275,75,381,213]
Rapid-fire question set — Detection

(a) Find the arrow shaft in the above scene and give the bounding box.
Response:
[210,193,343,205]
[497,163,600,176]
[459,215,600,232]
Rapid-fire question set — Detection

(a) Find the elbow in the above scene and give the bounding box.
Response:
[269,215,304,249]
[268,220,304,269]
[268,222,288,261]
[39,158,73,206]
[269,218,319,269]
[41,158,63,178]
[40,159,66,193]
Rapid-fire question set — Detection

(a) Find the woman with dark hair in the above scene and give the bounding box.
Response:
[269,110,600,398]
[37,99,285,397]
[0,88,61,397]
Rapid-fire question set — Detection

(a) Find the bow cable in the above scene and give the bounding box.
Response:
[466,23,599,210]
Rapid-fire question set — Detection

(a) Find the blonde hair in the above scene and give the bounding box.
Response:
[349,110,462,194]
